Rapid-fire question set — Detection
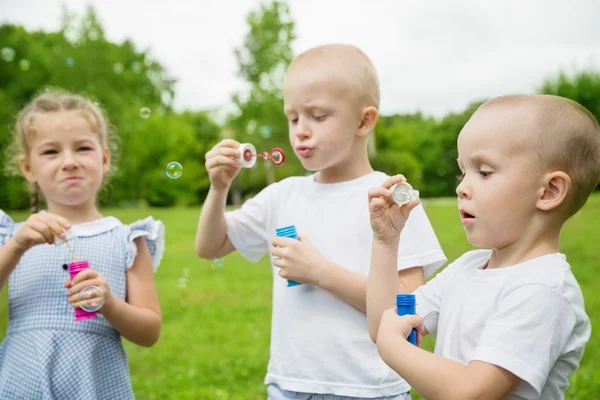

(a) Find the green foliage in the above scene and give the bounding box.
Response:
[1,1,600,209]
[0,6,217,209]
[228,0,301,198]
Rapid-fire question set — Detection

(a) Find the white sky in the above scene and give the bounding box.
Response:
[2,0,600,119]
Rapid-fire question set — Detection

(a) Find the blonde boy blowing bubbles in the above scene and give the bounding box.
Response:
[195,44,447,398]
[367,94,597,400]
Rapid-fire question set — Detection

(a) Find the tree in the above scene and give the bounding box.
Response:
[227,0,298,204]
[0,5,219,209]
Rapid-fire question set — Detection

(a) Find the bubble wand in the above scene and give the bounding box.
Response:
[53,229,104,320]
[237,143,286,168]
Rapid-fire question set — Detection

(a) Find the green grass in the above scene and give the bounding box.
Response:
[1,194,599,399]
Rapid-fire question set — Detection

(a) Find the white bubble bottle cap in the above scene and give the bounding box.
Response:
[238,143,257,168]
[390,182,420,206]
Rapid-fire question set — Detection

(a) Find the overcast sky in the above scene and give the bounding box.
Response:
[2,0,600,119]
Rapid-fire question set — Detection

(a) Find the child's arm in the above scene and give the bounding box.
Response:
[0,238,26,288]
[67,238,161,347]
[377,312,520,400]
[195,139,242,259]
[364,174,422,341]
[271,235,423,313]
[194,185,236,259]
[1,212,71,289]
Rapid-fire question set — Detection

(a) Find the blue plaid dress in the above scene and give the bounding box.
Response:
[0,210,165,399]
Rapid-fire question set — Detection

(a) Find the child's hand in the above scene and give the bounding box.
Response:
[204,139,242,191]
[377,307,425,351]
[65,269,113,314]
[12,212,71,252]
[270,235,330,285]
[368,174,420,244]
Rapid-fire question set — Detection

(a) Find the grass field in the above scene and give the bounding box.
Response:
[1,194,598,399]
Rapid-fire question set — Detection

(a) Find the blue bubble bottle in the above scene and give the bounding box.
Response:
[275,225,302,287]
[396,294,417,345]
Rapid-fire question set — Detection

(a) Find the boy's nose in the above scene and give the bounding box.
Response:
[295,120,311,140]
[456,179,470,199]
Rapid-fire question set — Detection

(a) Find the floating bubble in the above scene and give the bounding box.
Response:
[19,59,30,71]
[79,286,104,312]
[166,161,183,179]
[139,107,151,119]
[177,277,187,289]
[258,125,272,139]
[65,57,75,67]
[1,47,15,62]
[113,63,124,74]
[212,258,224,268]
[88,30,100,41]
[131,61,143,73]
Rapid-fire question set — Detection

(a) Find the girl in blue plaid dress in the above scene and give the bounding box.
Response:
[0,89,164,399]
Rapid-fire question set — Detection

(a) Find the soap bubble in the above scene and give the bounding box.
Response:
[19,59,30,71]
[113,63,124,74]
[1,47,15,62]
[131,61,143,73]
[139,107,151,119]
[177,277,187,289]
[88,30,100,41]
[79,286,104,312]
[65,57,75,67]
[258,125,272,139]
[212,258,224,268]
[166,161,183,179]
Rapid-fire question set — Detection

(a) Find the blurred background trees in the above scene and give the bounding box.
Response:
[0,1,598,210]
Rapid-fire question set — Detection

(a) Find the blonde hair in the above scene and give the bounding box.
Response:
[483,94,600,218]
[4,88,120,213]
[284,43,380,110]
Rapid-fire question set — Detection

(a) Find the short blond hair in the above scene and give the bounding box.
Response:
[284,43,380,109]
[483,94,600,217]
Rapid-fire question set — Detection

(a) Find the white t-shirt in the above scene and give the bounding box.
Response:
[414,249,591,399]
[225,171,447,397]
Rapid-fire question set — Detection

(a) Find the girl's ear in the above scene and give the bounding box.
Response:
[102,147,111,174]
[18,155,36,183]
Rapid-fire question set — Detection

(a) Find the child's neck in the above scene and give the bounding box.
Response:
[486,227,561,269]
[46,201,104,225]
[316,150,373,184]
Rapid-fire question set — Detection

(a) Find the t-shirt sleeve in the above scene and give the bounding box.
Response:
[413,259,459,339]
[397,203,447,279]
[224,182,278,263]
[471,284,577,396]
[0,209,15,247]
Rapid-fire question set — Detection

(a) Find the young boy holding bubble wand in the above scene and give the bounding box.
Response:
[0,89,165,399]
[367,94,595,400]
[195,44,447,399]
